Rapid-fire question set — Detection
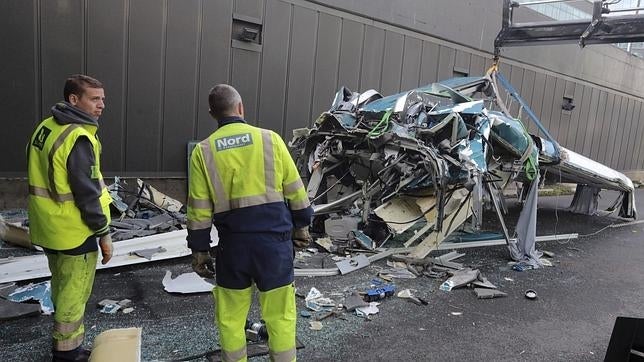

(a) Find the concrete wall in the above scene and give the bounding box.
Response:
[2,0,644,178]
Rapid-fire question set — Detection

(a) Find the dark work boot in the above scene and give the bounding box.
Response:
[52,347,91,362]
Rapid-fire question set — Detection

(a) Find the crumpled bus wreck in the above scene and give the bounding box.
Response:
[290,70,636,265]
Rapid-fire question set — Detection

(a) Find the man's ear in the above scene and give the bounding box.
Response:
[69,94,79,106]
[238,102,245,118]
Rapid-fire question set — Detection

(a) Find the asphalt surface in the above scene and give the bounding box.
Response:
[1,189,644,361]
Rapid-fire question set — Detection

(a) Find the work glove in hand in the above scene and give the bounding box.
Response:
[98,234,113,265]
[192,251,215,279]
[292,227,311,248]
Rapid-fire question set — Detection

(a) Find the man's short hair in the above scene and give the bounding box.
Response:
[209,84,242,119]
[64,74,103,102]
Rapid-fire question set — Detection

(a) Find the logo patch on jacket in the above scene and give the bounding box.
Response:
[215,133,253,151]
[32,126,52,151]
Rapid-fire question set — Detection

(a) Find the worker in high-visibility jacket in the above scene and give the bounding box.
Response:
[187,84,313,362]
[27,74,113,362]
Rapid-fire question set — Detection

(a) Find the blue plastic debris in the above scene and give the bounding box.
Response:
[8,281,54,315]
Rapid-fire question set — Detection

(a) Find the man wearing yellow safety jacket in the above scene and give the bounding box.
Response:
[27,74,113,362]
[187,84,313,362]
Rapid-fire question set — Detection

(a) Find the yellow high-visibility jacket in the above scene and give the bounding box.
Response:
[187,119,312,250]
[27,116,112,250]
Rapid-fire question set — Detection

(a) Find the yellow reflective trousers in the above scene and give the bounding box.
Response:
[47,251,97,351]
[213,284,297,362]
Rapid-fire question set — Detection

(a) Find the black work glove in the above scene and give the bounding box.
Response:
[292,227,311,248]
[191,251,215,279]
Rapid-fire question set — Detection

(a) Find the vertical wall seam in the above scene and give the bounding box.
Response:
[334,18,343,91]
[307,11,320,125]
[82,0,87,74]
[417,40,424,88]
[35,0,42,123]
[193,0,204,140]
[399,36,406,92]
[158,0,168,171]
[281,4,294,136]
[357,23,365,91]
[122,0,130,171]
[255,0,266,129]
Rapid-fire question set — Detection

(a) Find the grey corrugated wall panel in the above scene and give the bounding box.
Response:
[380,31,404,96]
[618,99,636,170]
[581,87,599,157]
[235,0,263,19]
[539,76,556,139]
[597,92,619,165]
[196,0,232,140]
[359,25,385,91]
[311,13,341,121]
[125,0,164,172]
[87,0,127,172]
[579,87,597,157]
[528,72,546,135]
[509,65,524,117]
[259,0,292,134]
[231,48,261,124]
[454,50,470,75]
[337,19,363,91]
[518,69,535,131]
[628,102,643,170]
[607,96,625,168]
[469,54,486,78]
[548,78,566,141]
[161,0,200,172]
[437,46,455,81]
[284,6,318,136]
[400,36,422,91]
[1,0,38,174]
[419,41,439,85]
[614,97,633,169]
[41,0,83,114]
[588,90,607,160]
[564,83,583,151]
[634,104,644,168]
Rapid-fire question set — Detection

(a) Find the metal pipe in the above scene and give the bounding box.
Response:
[608,6,644,13]
[518,0,581,6]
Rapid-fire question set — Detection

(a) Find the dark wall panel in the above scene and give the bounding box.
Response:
[577,86,594,156]
[1,0,37,173]
[400,36,422,91]
[258,0,291,133]
[41,0,84,113]
[311,13,341,120]
[161,0,200,172]
[125,0,165,172]
[518,69,535,132]
[509,65,524,116]
[380,31,404,96]
[618,99,636,170]
[196,0,232,139]
[588,90,607,160]
[437,46,455,81]
[627,102,643,169]
[337,19,363,91]
[598,93,616,164]
[548,78,565,140]
[419,41,439,85]
[87,0,127,172]
[359,25,385,91]
[234,0,262,19]
[528,72,546,135]
[607,96,625,168]
[469,54,486,77]
[231,48,261,124]
[581,88,599,157]
[285,7,318,136]
[564,83,583,151]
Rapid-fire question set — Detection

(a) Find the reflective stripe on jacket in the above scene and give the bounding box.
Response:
[27,116,112,250]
